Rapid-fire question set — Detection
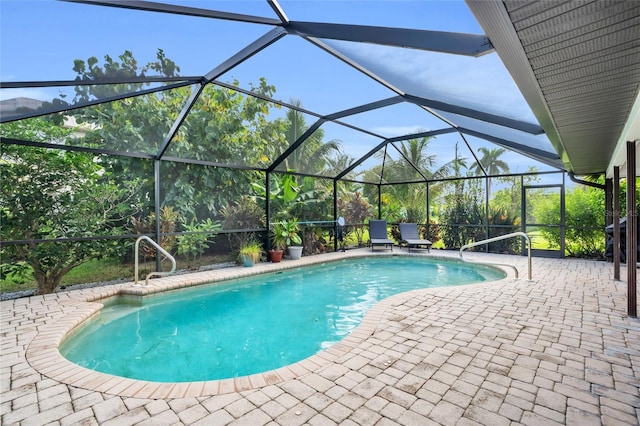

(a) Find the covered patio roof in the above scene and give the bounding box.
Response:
[468,0,640,178]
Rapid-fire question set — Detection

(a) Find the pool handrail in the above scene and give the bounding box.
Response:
[459,232,532,281]
[134,236,176,285]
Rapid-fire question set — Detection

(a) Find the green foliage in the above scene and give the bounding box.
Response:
[220,195,266,253]
[238,238,263,264]
[532,185,606,257]
[1,119,144,294]
[338,191,372,246]
[69,50,285,223]
[470,147,510,177]
[72,49,181,103]
[176,218,221,261]
[253,174,332,225]
[487,206,521,253]
[281,99,341,175]
[424,220,441,244]
[130,206,180,257]
[380,199,403,224]
[364,137,465,227]
[270,219,302,250]
[287,177,333,222]
[0,262,31,286]
[405,205,426,224]
[439,180,485,249]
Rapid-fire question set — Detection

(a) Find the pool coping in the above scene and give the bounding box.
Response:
[25,249,515,399]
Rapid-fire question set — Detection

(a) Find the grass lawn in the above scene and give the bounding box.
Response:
[527,230,558,250]
[1,254,234,295]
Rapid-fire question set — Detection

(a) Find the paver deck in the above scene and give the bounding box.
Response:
[1,249,639,425]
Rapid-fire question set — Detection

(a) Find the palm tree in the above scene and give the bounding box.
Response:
[470,146,510,194]
[282,98,341,175]
[470,147,510,176]
[376,136,467,221]
[326,151,355,177]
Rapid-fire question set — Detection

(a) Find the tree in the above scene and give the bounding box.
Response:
[470,147,509,176]
[438,178,485,249]
[69,50,285,224]
[280,99,341,175]
[470,147,509,195]
[362,136,461,223]
[1,119,144,294]
[337,190,372,246]
[533,185,606,257]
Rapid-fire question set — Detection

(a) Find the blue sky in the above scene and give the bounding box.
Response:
[0,0,564,180]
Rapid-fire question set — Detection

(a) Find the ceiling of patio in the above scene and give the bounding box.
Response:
[468,0,640,178]
[1,0,638,180]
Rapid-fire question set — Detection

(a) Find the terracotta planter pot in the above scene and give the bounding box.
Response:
[269,249,283,263]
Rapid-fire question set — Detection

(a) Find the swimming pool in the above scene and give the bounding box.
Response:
[60,256,505,382]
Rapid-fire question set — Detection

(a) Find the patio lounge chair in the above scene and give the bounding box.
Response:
[399,223,432,253]
[369,219,394,251]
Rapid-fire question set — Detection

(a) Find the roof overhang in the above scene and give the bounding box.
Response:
[467,0,640,178]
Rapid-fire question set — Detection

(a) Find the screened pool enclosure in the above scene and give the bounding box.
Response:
[2,0,635,293]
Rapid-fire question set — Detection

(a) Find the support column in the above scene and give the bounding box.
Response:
[378,185,382,219]
[426,182,430,240]
[626,141,637,317]
[333,179,338,252]
[154,160,162,272]
[265,172,271,252]
[614,166,620,280]
[605,178,613,226]
[485,177,490,248]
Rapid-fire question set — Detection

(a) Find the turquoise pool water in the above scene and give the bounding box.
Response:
[60,256,504,382]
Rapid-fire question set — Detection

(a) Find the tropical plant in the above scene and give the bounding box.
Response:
[220,195,266,253]
[470,147,509,175]
[252,173,299,220]
[280,98,341,175]
[364,137,467,222]
[337,190,372,247]
[470,147,510,194]
[130,206,180,258]
[439,179,485,249]
[487,206,521,253]
[1,116,148,294]
[270,219,302,251]
[238,238,263,265]
[176,218,221,262]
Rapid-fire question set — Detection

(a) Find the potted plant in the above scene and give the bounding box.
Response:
[238,238,262,267]
[286,219,303,260]
[269,221,286,263]
[270,219,302,262]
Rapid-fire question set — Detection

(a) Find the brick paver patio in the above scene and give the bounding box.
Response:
[1,250,639,425]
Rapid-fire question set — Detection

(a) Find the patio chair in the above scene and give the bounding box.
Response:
[368,220,394,251]
[399,223,432,253]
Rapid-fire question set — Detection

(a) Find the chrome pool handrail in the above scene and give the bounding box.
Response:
[459,232,532,281]
[134,236,176,285]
